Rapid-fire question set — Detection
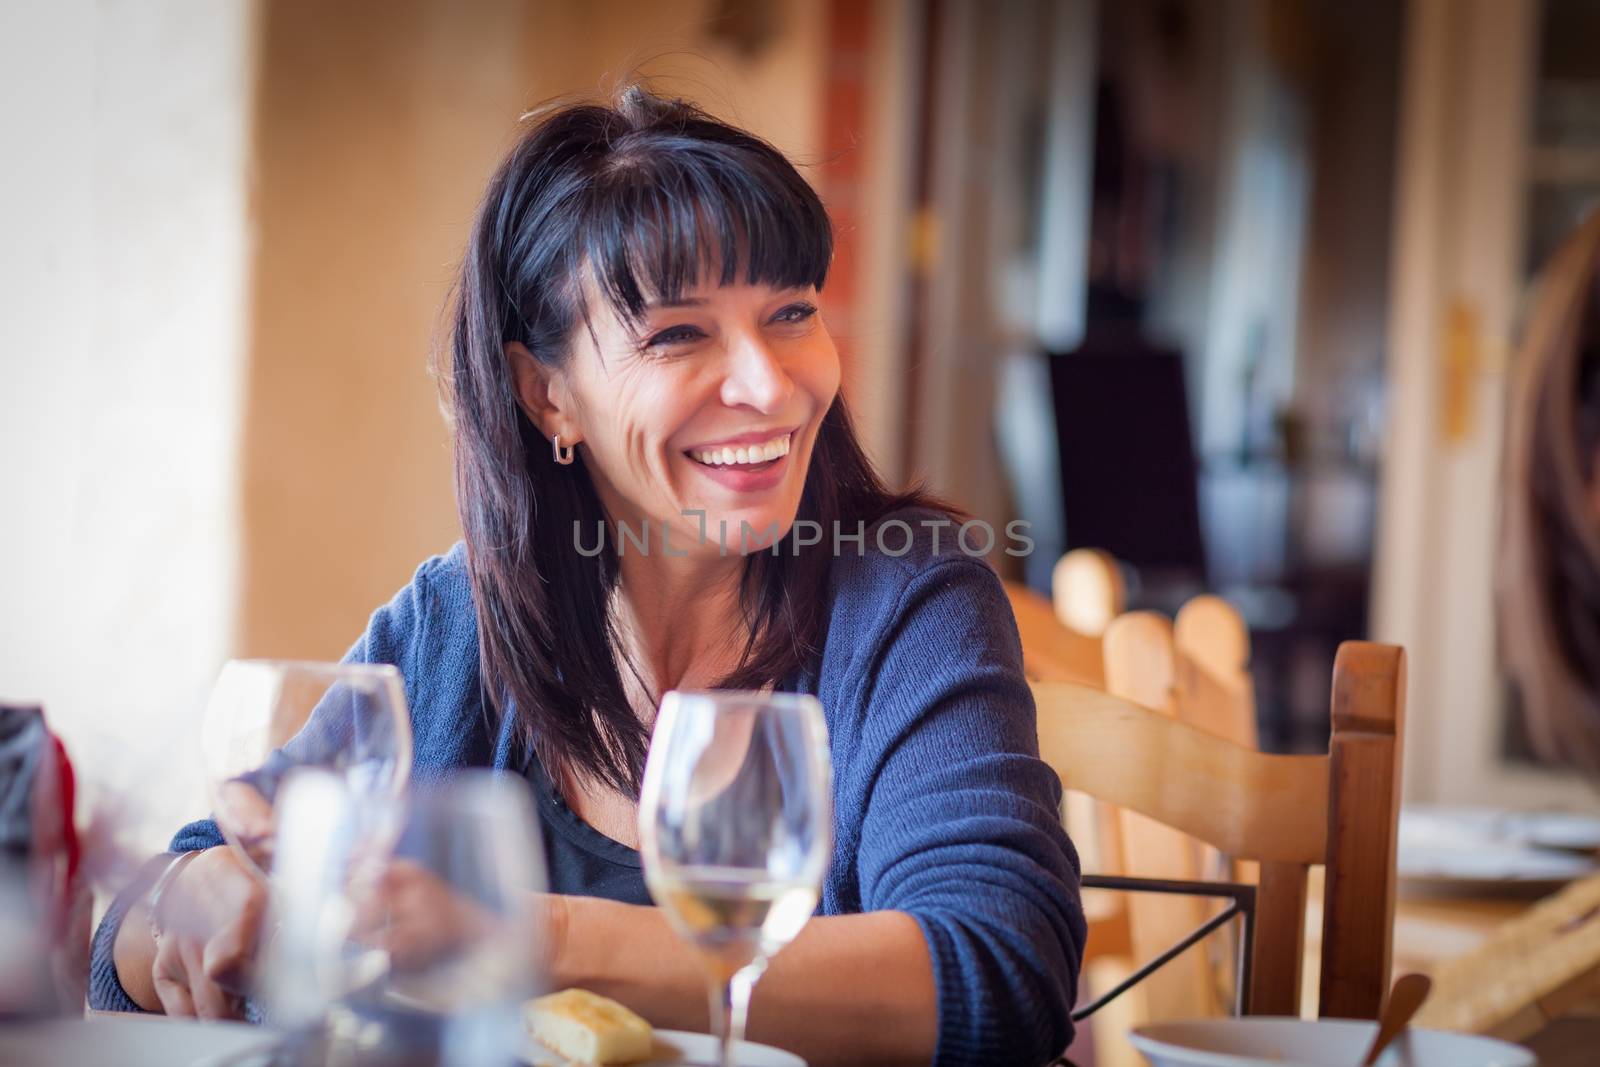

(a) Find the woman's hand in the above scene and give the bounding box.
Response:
[145,846,268,1019]
[350,859,498,971]
[349,864,570,977]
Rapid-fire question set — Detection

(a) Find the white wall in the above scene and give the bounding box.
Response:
[0,2,258,860]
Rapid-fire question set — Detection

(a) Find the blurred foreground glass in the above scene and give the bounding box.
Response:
[639,691,832,1067]
[199,660,412,879]
[262,769,547,1067]
[0,704,88,1019]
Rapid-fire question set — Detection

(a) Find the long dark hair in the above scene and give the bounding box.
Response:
[441,86,952,795]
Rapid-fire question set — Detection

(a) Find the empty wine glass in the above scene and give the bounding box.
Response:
[199,660,412,880]
[638,691,832,1067]
[261,767,396,1029]
[263,769,547,1067]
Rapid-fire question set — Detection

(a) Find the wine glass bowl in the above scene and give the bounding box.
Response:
[638,690,832,1067]
[199,660,413,880]
[264,770,547,1067]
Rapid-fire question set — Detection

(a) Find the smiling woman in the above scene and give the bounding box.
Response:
[455,88,868,792]
[89,85,1087,1067]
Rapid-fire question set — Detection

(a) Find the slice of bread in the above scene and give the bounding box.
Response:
[525,988,654,1065]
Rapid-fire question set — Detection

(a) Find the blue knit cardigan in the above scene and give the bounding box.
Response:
[90,510,1086,1065]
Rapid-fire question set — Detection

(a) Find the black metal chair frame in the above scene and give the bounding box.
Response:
[1071,872,1258,1022]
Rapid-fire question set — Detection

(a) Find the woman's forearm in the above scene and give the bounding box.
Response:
[551,897,937,1067]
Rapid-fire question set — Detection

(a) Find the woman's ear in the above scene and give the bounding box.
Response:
[505,342,580,445]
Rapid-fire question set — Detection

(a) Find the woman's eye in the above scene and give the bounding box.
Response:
[771,302,817,325]
[644,324,705,348]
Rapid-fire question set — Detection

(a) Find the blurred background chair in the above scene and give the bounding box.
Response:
[1053,549,1127,641]
[1005,578,1106,689]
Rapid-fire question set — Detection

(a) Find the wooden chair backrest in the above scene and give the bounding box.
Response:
[1003,580,1104,688]
[1053,548,1127,637]
[1033,640,1406,1019]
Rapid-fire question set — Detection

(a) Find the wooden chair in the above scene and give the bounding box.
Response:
[1173,595,1257,750]
[1062,602,1258,1062]
[1125,600,1260,883]
[1004,580,1105,688]
[1035,639,1407,1022]
[1088,603,1259,1003]
[1053,548,1127,638]
[1001,547,1127,691]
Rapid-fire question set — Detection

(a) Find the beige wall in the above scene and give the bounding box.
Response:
[237,0,528,660]
[239,0,826,661]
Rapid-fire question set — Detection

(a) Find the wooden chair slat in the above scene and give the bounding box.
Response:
[1174,594,1251,680]
[1103,613,1222,1018]
[1017,572,1406,1030]
[1033,681,1331,864]
[1173,595,1257,751]
[1250,861,1310,1015]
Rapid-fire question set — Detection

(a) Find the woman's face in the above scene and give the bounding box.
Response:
[523,275,841,559]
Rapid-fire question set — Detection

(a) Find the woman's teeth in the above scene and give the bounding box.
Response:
[689,433,791,467]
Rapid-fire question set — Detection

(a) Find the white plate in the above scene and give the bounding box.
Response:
[1398,841,1599,880]
[1397,841,1599,895]
[1131,1017,1535,1067]
[1402,805,1600,853]
[1,1016,282,1067]
[524,1029,805,1066]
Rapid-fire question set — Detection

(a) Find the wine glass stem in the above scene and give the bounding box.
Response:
[713,969,756,1067]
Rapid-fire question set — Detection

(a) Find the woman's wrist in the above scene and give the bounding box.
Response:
[537,891,573,988]
[146,849,205,941]
[543,895,653,991]
[546,895,716,1030]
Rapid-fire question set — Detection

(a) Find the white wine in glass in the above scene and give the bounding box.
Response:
[638,691,831,1067]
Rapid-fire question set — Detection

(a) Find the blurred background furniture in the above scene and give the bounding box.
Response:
[1053,549,1127,640]
[1006,579,1105,688]
[1413,873,1600,1042]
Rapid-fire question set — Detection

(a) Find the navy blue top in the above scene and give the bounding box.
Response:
[89,508,1086,1065]
[524,748,651,906]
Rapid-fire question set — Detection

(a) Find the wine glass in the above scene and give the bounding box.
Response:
[263,769,548,1067]
[638,690,832,1067]
[261,766,394,1028]
[199,660,413,880]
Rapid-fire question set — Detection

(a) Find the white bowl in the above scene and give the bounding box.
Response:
[1129,1017,1536,1067]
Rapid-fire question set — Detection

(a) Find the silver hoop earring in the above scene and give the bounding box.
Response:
[552,434,576,466]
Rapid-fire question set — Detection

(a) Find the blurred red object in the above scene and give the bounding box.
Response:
[0,705,90,1017]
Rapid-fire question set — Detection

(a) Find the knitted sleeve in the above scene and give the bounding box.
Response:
[849,556,1086,1066]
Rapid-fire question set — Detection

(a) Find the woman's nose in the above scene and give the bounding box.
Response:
[719,333,795,413]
